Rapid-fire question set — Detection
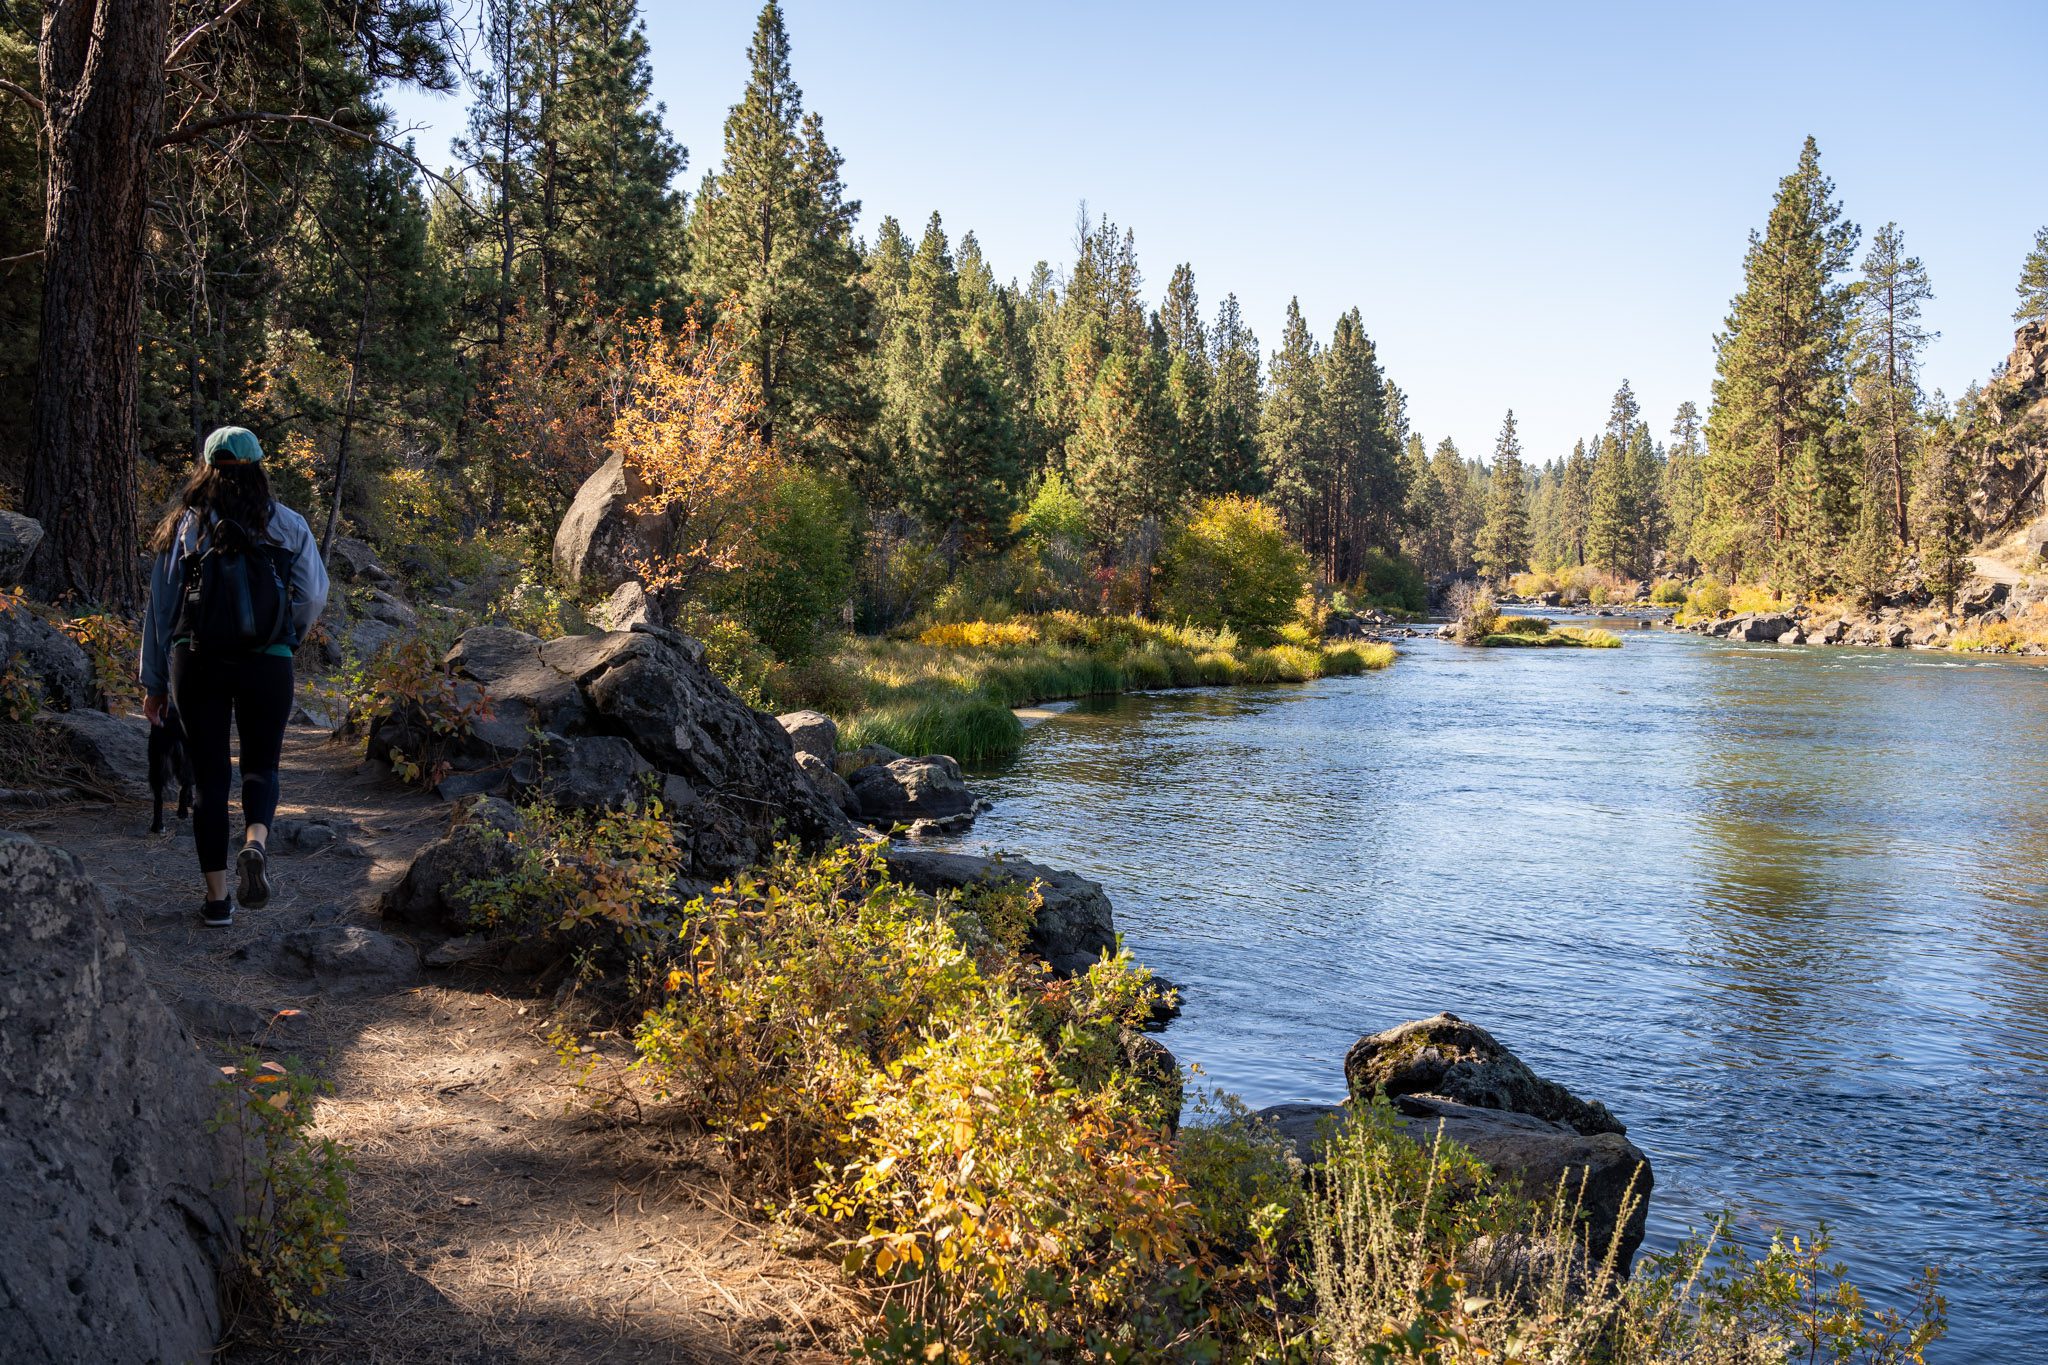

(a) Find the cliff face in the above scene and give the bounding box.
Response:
[1970,320,2048,536]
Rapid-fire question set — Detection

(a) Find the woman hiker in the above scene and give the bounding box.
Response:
[140,426,330,927]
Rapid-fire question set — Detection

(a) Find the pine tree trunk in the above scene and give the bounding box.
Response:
[26,0,169,608]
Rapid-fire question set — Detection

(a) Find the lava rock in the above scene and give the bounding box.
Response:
[795,749,860,818]
[0,509,43,582]
[596,580,659,631]
[34,708,151,796]
[508,732,655,810]
[554,452,656,592]
[380,797,523,931]
[850,755,978,823]
[0,832,243,1362]
[261,925,420,986]
[0,599,93,710]
[776,709,838,764]
[1343,1012,1624,1136]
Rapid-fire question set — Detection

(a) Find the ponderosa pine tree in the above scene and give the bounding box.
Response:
[1850,222,1934,546]
[1320,308,1405,577]
[1700,137,1859,588]
[2015,225,2048,324]
[1475,411,1531,580]
[1207,293,1263,495]
[1627,422,1666,577]
[1258,298,1322,541]
[1559,440,1593,568]
[690,2,871,465]
[1913,433,1973,613]
[1663,402,1705,571]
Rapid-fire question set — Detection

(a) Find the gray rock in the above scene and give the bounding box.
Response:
[0,600,93,709]
[777,709,839,764]
[262,925,420,986]
[882,847,1118,965]
[347,617,400,661]
[0,832,242,1362]
[850,754,978,823]
[326,535,378,582]
[1244,1094,1652,1272]
[1741,612,1792,642]
[509,733,655,810]
[269,818,340,854]
[1819,619,1849,645]
[1884,622,1912,648]
[172,992,311,1048]
[1959,578,2010,616]
[380,797,523,931]
[360,587,418,629]
[554,452,655,592]
[0,509,43,582]
[35,708,150,796]
[1343,1012,1624,1136]
[1393,1095,1651,1271]
[596,580,659,631]
[1121,1030,1183,1130]
[795,749,860,818]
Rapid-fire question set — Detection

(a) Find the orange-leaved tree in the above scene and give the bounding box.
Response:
[614,300,780,600]
[474,302,644,526]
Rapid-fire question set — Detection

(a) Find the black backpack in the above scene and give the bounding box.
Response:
[176,515,296,654]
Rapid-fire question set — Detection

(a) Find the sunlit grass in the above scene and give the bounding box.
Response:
[1478,625,1623,649]
[777,613,1396,764]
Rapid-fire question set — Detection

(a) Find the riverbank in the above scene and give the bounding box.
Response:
[775,612,1396,764]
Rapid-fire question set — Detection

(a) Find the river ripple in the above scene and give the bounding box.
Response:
[955,629,2048,1362]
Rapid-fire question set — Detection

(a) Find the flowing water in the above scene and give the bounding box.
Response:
[956,627,2048,1361]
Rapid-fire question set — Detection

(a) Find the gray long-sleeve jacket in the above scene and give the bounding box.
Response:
[139,503,331,696]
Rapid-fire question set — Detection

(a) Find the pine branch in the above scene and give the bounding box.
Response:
[156,110,477,210]
[164,0,258,70]
[0,77,44,116]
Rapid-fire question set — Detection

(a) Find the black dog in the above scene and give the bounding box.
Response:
[148,705,194,835]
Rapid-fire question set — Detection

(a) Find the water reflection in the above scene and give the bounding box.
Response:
[958,633,2048,1360]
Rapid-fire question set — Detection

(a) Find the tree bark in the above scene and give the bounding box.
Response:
[26,0,170,609]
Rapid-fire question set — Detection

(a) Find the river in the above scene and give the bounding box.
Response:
[956,626,2048,1362]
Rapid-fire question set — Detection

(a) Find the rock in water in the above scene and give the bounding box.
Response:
[1344,1012,1624,1136]
[0,509,43,582]
[0,832,242,1361]
[850,754,978,823]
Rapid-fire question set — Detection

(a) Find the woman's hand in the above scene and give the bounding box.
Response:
[143,693,167,727]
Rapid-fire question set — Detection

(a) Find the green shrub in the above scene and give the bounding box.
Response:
[1156,495,1309,645]
[723,466,855,662]
[1495,614,1552,635]
[1688,579,1732,616]
[212,1055,354,1327]
[1353,548,1429,614]
[1651,578,1688,605]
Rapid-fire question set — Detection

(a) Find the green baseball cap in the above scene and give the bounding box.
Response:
[203,426,265,465]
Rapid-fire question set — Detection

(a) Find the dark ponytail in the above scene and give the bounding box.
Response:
[151,460,276,555]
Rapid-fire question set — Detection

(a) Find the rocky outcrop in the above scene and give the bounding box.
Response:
[0,597,92,710]
[366,625,847,881]
[0,509,43,582]
[1344,1012,1624,1136]
[596,580,659,632]
[882,847,1118,971]
[776,709,838,764]
[34,708,151,797]
[0,832,243,1362]
[554,452,661,592]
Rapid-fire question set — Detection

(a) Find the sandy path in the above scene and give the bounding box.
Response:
[13,726,856,1362]
[1971,553,2023,586]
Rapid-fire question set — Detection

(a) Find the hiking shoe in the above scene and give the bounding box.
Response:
[200,897,234,928]
[237,843,271,908]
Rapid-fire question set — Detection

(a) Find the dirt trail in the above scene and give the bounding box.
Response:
[16,724,855,1363]
[1970,553,2023,586]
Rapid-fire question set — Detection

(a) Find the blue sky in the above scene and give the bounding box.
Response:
[389,1,2048,467]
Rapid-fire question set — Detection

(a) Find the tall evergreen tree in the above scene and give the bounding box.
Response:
[1663,402,1705,570]
[1207,293,1263,495]
[1559,440,1593,568]
[2016,225,2048,324]
[690,2,872,465]
[1475,411,1531,580]
[1849,222,1934,546]
[1258,298,1322,541]
[1700,137,1859,587]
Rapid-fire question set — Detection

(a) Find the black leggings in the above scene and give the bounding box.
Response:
[168,645,294,875]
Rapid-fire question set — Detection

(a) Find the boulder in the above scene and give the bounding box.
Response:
[379,797,524,930]
[509,733,655,810]
[0,509,43,582]
[0,832,242,1362]
[0,600,93,710]
[1819,618,1849,645]
[1884,622,1912,648]
[34,708,151,796]
[1393,1095,1651,1271]
[1740,612,1792,642]
[325,535,378,582]
[1344,1013,1624,1136]
[795,749,860,818]
[1120,1030,1183,1130]
[882,847,1117,966]
[359,587,418,629]
[596,580,659,632]
[776,709,839,764]
[1958,578,2010,617]
[1707,613,1749,639]
[261,925,420,987]
[553,452,658,592]
[850,754,978,823]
